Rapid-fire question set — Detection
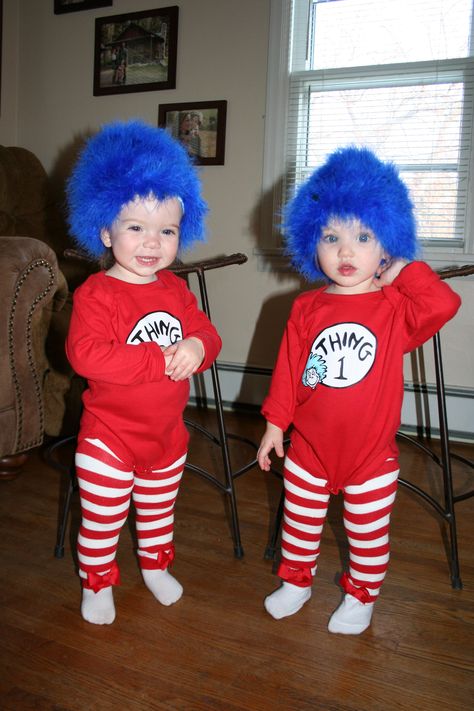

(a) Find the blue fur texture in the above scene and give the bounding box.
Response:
[67,119,208,259]
[283,146,417,281]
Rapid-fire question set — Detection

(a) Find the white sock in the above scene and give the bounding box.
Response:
[81,586,116,625]
[142,568,183,606]
[264,581,312,620]
[328,593,374,634]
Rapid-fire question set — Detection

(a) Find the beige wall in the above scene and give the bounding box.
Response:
[1,0,473,432]
[0,0,19,144]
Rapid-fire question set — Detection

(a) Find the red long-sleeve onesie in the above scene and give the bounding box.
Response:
[263,261,460,489]
[262,262,461,594]
[67,269,221,468]
[66,270,222,585]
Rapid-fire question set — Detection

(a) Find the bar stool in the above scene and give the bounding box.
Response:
[46,253,258,561]
[264,264,474,589]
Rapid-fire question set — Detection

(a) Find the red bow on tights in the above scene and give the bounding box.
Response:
[85,561,121,593]
[155,547,175,570]
[339,572,372,604]
[277,561,312,587]
[139,546,175,571]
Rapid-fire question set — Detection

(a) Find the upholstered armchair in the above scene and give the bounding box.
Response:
[0,236,68,477]
[0,144,93,479]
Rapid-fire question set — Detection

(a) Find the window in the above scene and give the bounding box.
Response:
[260,0,474,267]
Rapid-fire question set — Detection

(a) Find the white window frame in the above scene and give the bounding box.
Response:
[257,0,474,271]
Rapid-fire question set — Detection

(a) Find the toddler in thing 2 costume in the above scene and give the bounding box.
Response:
[66,120,222,624]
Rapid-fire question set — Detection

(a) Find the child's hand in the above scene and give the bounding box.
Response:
[257,422,285,471]
[374,258,410,287]
[162,349,174,372]
[162,337,205,381]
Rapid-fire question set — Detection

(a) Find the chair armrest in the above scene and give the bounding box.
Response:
[0,236,68,456]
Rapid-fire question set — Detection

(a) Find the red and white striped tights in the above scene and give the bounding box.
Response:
[278,453,399,602]
[75,438,186,591]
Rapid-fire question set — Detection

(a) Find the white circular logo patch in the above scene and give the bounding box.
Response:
[127,311,183,347]
[307,322,377,389]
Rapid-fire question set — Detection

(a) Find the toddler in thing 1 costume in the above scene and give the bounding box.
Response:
[258,147,461,634]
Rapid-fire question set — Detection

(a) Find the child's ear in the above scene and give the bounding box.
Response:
[100,228,112,248]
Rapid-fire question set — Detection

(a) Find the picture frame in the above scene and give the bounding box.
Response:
[93,6,178,96]
[158,101,228,166]
[54,0,113,14]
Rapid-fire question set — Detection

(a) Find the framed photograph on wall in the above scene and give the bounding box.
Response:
[93,6,178,96]
[55,0,113,14]
[158,101,227,166]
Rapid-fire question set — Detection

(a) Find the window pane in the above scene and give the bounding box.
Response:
[402,171,465,241]
[306,82,465,166]
[290,79,470,241]
[311,0,473,69]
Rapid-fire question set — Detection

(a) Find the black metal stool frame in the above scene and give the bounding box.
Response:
[172,253,257,558]
[264,264,474,589]
[48,253,258,561]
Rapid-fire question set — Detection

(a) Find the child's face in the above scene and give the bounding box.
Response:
[180,114,193,132]
[100,196,182,283]
[316,218,387,294]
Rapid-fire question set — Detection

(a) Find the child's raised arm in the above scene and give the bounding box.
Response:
[384,261,461,352]
[375,257,410,287]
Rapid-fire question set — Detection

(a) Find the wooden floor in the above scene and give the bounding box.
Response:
[1,407,473,711]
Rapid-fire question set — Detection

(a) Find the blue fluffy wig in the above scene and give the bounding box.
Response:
[66,119,208,259]
[283,146,417,281]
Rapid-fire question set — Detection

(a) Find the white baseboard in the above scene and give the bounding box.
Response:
[400,383,474,442]
[190,362,474,443]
